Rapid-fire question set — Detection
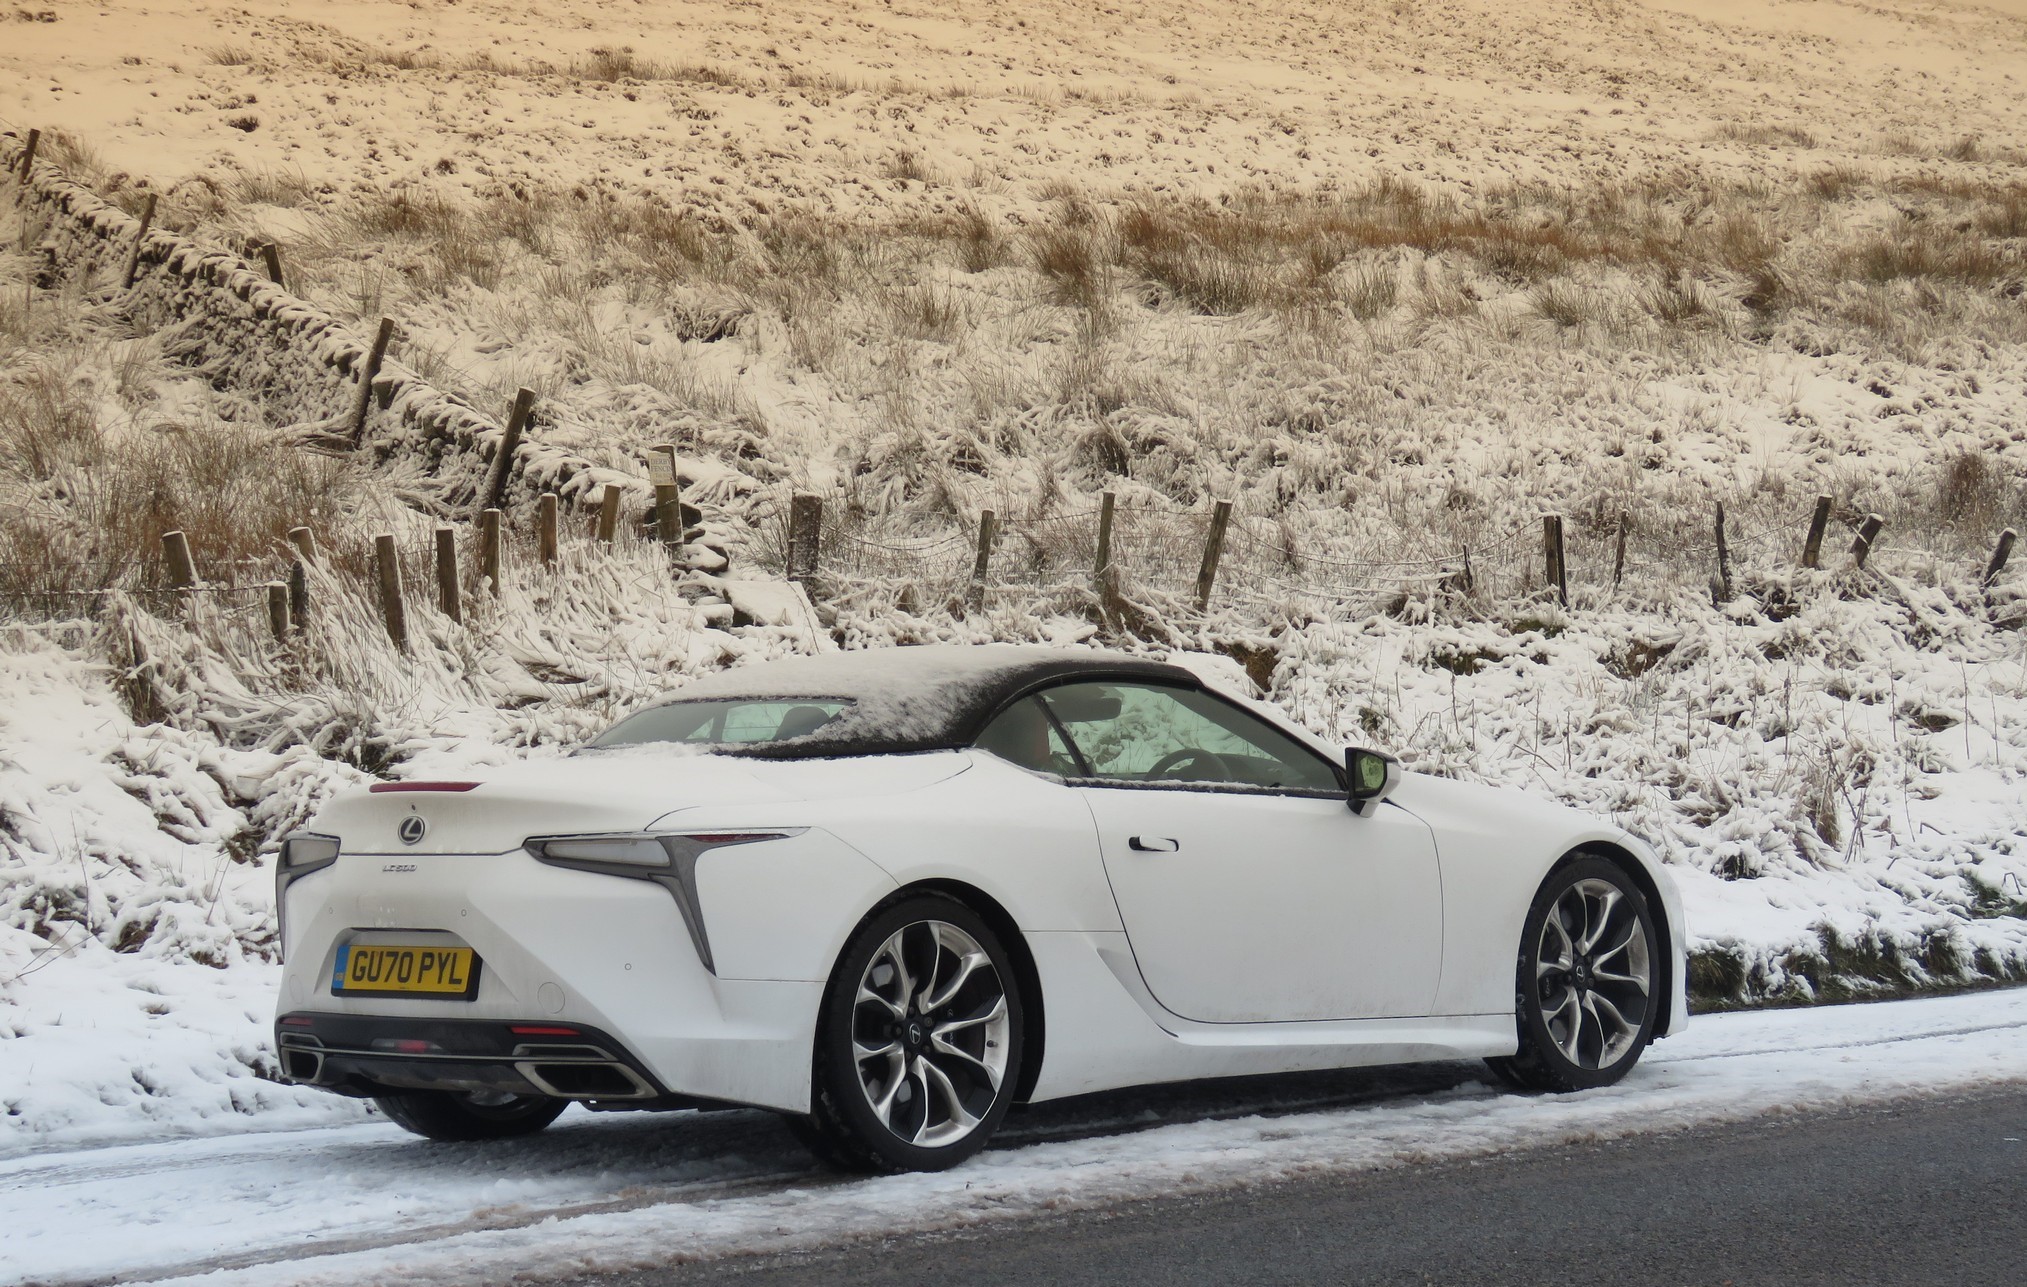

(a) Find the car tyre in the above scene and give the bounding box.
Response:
[798,895,1024,1173]
[373,1089,567,1141]
[1488,856,1659,1093]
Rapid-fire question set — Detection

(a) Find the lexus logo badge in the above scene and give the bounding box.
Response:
[398,815,428,846]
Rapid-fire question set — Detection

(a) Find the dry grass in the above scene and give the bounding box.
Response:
[1840,221,2009,284]
[251,166,2027,350]
[1714,122,1818,149]
[0,351,355,600]
[1528,280,1595,329]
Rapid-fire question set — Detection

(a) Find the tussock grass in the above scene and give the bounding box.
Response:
[1714,121,1817,149]
[0,342,355,601]
[1840,222,2009,284]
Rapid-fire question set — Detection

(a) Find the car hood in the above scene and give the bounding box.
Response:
[309,749,971,855]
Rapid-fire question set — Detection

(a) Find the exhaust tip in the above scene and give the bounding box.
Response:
[282,1048,325,1082]
[519,1062,651,1099]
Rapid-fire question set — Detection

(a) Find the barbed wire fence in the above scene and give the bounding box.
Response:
[765,486,2023,630]
[4,466,2021,646]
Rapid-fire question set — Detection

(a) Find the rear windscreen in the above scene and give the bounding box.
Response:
[588,698,852,749]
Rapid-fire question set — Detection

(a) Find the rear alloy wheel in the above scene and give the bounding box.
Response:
[1488,856,1659,1093]
[373,1089,567,1141]
[795,896,1023,1173]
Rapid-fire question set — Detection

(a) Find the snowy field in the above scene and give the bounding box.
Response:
[4,988,2025,1287]
[4,0,2027,1207]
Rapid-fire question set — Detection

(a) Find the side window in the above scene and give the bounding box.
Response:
[1038,682,1341,795]
[973,697,1084,777]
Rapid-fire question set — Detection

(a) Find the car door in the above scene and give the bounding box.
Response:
[1032,680,1443,1024]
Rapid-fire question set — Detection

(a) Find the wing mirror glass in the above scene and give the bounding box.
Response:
[1345,748,1401,818]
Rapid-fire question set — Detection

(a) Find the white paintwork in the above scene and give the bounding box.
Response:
[277,647,1689,1122]
[1084,789,1443,1021]
[1388,772,1689,1038]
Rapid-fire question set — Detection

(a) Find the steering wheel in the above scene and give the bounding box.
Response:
[1147,748,1233,782]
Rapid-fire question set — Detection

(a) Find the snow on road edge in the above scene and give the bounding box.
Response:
[123,989,2027,1287]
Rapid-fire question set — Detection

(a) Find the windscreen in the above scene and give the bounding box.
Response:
[588,698,852,749]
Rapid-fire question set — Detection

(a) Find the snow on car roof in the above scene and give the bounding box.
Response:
[617,644,1198,758]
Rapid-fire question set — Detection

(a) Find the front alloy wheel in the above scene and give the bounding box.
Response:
[795,896,1023,1172]
[1488,856,1659,1093]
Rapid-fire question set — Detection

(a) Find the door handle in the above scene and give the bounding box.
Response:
[1128,836,1180,853]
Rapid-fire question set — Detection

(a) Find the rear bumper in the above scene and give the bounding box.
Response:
[276,848,834,1112]
[275,1013,690,1104]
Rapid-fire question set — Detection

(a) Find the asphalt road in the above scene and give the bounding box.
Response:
[591,1086,2027,1287]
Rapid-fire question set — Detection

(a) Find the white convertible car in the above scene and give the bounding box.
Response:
[275,645,1685,1171]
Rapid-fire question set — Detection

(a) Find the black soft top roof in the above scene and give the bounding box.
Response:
[608,644,1201,759]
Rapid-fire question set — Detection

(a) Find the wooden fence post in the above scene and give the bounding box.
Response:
[595,484,622,543]
[346,318,395,446]
[17,128,38,181]
[476,388,535,520]
[434,526,462,623]
[259,242,284,287]
[969,508,998,610]
[373,534,407,650]
[787,493,823,583]
[1801,494,1833,570]
[287,526,317,563]
[161,531,198,589]
[1194,499,1233,612]
[1094,490,1117,581]
[1713,502,1733,604]
[1612,511,1629,590]
[651,444,683,546]
[266,582,290,639]
[1983,528,2017,589]
[1542,515,1567,605]
[288,559,308,626]
[537,493,559,567]
[478,508,502,594]
[122,193,157,290]
[1850,513,1884,569]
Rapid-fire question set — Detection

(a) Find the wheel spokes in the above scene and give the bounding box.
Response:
[913,1056,983,1146]
[851,918,1011,1152]
[1575,886,1622,955]
[1532,877,1654,1072]
[1542,983,1582,1063]
[1585,989,1639,1065]
[1536,913,1575,982]
[921,949,988,1013]
[929,1037,1004,1094]
[865,1048,909,1126]
[932,993,1006,1039]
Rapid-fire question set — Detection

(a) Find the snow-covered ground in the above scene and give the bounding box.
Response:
[4,988,2024,1287]
[7,0,2027,217]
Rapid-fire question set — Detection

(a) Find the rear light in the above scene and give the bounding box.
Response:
[523,830,806,974]
[510,1025,582,1036]
[279,1016,315,1027]
[368,781,481,793]
[683,832,796,845]
[274,833,342,964]
[279,834,341,870]
[531,836,671,867]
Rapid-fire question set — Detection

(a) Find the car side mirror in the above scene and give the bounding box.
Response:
[1346,747,1401,818]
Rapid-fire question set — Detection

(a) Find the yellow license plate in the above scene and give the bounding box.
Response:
[331,944,481,998]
